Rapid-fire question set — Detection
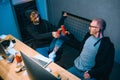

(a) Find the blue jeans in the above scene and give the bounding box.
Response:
[36,47,49,57]
[68,66,96,80]
[36,35,69,58]
[49,38,64,51]
[49,35,69,52]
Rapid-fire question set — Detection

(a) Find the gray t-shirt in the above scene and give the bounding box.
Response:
[74,36,101,71]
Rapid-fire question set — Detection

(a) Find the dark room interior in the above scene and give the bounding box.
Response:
[0,0,120,80]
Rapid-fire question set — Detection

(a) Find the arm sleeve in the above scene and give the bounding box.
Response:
[88,43,115,78]
[26,25,53,40]
[57,16,67,28]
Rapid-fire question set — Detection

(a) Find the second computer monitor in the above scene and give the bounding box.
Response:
[20,51,59,80]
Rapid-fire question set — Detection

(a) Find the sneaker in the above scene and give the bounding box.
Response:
[49,52,56,62]
[49,51,56,58]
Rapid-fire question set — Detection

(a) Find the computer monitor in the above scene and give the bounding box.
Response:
[0,39,16,59]
[0,43,8,59]
[20,51,59,80]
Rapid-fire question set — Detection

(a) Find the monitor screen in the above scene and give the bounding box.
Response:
[0,43,8,59]
[20,51,59,80]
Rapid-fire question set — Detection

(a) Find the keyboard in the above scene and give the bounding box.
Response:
[32,58,50,68]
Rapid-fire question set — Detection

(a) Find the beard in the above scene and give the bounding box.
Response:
[90,30,99,37]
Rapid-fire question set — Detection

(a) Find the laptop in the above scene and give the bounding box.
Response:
[32,57,50,68]
[32,53,52,68]
[20,51,59,80]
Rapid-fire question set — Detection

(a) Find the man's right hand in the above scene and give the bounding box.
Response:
[52,32,60,38]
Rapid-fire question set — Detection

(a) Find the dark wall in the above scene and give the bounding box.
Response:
[47,0,120,64]
[0,0,21,39]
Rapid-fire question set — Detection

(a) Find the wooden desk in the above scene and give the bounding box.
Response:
[0,35,80,80]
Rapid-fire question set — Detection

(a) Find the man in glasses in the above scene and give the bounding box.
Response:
[68,18,115,80]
